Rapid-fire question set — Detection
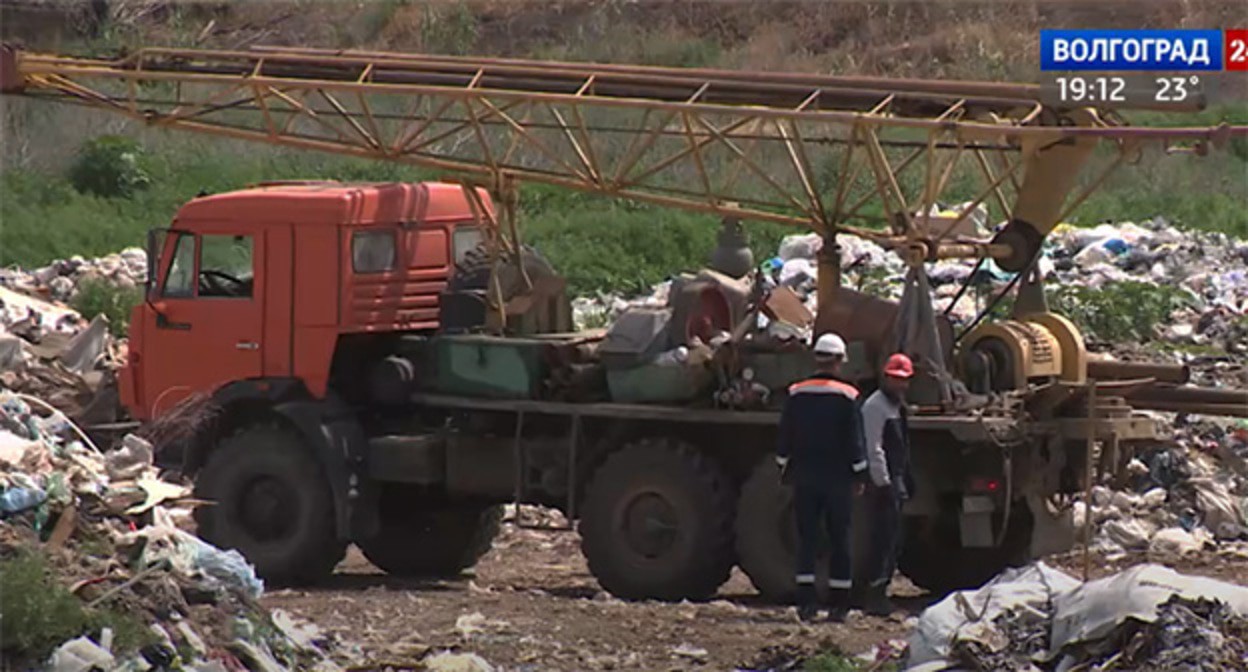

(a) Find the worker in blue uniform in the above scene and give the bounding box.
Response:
[776,332,869,622]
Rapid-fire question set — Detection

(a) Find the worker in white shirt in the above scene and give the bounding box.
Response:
[859,353,915,616]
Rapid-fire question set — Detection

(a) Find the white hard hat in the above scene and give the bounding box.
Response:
[813,332,847,357]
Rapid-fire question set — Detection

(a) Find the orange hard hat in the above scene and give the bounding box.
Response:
[883,353,914,379]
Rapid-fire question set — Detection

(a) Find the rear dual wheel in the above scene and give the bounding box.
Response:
[358,501,503,578]
[578,439,736,601]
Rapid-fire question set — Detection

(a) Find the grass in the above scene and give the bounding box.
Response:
[0,550,154,665]
[802,649,899,672]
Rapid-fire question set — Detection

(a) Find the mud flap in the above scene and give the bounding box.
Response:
[959,496,996,548]
[274,398,379,541]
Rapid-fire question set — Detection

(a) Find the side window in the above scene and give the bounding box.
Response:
[199,235,254,298]
[162,233,196,297]
[352,230,396,273]
[452,226,483,265]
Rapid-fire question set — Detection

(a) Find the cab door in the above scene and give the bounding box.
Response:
[138,227,266,418]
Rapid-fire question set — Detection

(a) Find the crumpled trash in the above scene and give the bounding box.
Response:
[1148,526,1209,557]
[46,635,115,672]
[425,651,495,672]
[1102,517,1155,550]
[0,484,47,514]
[777,233,821,261]
[106,433,155,481]
[129,524,264,598]
[1189,477,1247,539]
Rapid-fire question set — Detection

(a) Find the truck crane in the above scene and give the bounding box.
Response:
[2,44,1246,601]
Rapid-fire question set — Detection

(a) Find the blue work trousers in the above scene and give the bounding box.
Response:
[793,485,853,606]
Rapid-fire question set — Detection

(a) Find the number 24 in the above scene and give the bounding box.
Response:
[1232,39,1247,63]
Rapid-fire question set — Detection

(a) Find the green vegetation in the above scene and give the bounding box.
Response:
[1049,281,1198,344]
[70,278,143,337]
[801,649,898,672]
[0,550,153,664]
[68,135,152,199]
[987,280,1197,344]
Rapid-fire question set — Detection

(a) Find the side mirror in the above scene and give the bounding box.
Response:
[152,300,190,331]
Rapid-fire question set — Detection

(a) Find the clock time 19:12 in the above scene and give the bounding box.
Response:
[1055,76,1127,103]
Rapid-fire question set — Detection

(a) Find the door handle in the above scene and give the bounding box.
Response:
[235,341,260,350]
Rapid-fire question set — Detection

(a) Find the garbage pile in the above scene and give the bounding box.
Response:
[0,250,141,424]
[0,248,148,303]
[1056,418,1248,562]
[907,562,1248,671]
[0,390,356,670]
[573,216,1248,351]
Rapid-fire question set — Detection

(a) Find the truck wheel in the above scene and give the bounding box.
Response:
[193,424,346,585]
[579,439,735,601]
[734,458,800,602]
[358,504,503,577]
[898,506,1033,595]
[735,458,876,604]
[448,243,557,298]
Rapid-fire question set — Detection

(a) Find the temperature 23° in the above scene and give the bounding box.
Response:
[1156,76,1199,103]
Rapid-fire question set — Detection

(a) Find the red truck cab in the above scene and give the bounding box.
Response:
[120,181,492,421]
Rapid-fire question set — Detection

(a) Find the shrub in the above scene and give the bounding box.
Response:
[68,135,152,198]
[70,278,143,337]
[1049,280,1197,344]
[974,279,1197,345]
[0,551,92,662]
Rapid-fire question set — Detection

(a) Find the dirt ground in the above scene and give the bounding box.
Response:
[260,522,1248,672]
[261,523,921,671]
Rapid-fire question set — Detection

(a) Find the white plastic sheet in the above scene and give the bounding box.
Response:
[907,563,1080,666]
[1048,564,1248,654]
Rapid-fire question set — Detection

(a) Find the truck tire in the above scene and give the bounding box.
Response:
[898,506,1033,595]
[734,458,800,602]
[579,438,735,601]
[358,504,503,577]
[735,458,876,604]
[448,243,557,298]
[193,424,346,585]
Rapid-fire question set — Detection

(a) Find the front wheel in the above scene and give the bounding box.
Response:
[578,438,736,601]
[193,424,347,585]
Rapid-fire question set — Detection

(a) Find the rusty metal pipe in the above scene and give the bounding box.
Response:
[51,52,1042,115]
[1086,360,1191,385]
[1129,386,1248,405]
[250,44,1046,100]
[1126,401,1248,418]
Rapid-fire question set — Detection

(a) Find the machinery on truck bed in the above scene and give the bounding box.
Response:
[3,45,1247,600]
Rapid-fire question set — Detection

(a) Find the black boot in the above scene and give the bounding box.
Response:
[797,584,819,623]
[826,589,850,623]
[865,583,893,617]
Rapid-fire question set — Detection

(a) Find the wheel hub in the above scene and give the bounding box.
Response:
[620,492,679,558]
[237,476,297,542]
